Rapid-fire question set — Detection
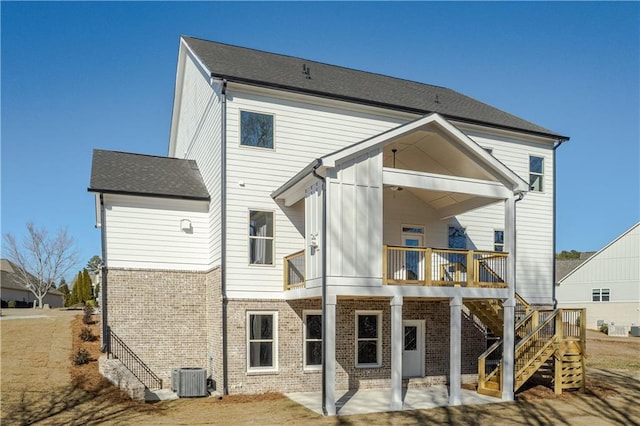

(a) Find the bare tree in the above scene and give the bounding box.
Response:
[3,222,79,308]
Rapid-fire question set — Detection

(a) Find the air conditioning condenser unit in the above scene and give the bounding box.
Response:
[172,367,207,397]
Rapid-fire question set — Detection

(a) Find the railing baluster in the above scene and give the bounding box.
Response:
[106,327,162,389]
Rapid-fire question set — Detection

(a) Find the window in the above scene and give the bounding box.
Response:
[529,156,544,192]
[249,210,274,265]
[593,288,610,302]
[247,312,277,371]
[240,111,274,149]
[304,311,322,369]
[448,226,467,266]
[356,311,381,367]
[494,230,504,252]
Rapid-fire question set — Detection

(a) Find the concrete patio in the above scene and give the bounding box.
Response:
[286,385,501,416]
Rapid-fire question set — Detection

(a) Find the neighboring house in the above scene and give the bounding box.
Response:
[556,223,640,331]
[555,252,595,283]
[0,259,64,308]
[89,36,583,413]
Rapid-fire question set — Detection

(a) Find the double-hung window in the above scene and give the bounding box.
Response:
[240,111,274,149]
[529,156,544,192]
[247,312,277,371]
[249,210,274,265]
[356,311,381,367]
[494,230,504,252]
[303,311,322,370]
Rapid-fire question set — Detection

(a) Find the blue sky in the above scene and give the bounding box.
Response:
[2,2,638,277]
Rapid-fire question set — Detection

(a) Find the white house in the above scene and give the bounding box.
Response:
[557,223,640,333]
[89,36,584,413]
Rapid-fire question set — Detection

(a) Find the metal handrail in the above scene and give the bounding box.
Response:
[106,326,163,389]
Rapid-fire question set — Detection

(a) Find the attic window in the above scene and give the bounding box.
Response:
[241,111,274,149]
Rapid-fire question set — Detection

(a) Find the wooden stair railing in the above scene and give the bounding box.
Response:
[477,307,586,398]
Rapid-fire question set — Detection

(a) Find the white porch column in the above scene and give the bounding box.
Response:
[502,195,517,401]
[390,295,403,411]
[449,296,462,406]
[323,294,337,415]
[502,297,516,400]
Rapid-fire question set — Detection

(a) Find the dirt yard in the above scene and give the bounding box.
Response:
[1,309,639,425]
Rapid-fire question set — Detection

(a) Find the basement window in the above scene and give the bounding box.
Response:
[303,311,322,370]
[356,311,381,367]
[247,312,278,372]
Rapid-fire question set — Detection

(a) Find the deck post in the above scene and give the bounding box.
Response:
[501,297,515,401]
[390,295,403,411]
[449,296,462,406]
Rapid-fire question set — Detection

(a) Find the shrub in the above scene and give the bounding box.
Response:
[73,348,90,365]
[86,299,98,308]
[575,317,581,327]
[8,301,16,308]
[599,323,608,334]
[83,305,93,324]
[79,327,96,342]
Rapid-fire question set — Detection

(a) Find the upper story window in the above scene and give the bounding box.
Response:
[529,156,544,192]
[241,111,274,149]
[592,288,610,302]
[494,230,504,252]
[249,210,274,265]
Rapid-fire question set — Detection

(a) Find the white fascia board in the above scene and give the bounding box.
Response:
[324,284,509,299]
[383,168,512,199]
[274,172,322,207]
[168,38,214,158]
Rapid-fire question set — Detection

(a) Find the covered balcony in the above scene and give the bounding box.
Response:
[284,246,507,290]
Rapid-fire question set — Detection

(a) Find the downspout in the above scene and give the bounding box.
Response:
[311,161,327,416]
[552,140,566,309]
[99,193,109,352]
[220,79,229,395]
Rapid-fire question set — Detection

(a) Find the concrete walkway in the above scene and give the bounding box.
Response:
[286,385,501,415]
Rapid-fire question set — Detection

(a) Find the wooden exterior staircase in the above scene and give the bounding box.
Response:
[467,297,586,398]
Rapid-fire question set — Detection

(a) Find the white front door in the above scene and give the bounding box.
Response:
[402,320,424,378]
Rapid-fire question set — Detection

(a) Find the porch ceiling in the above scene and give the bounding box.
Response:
[382,129,496,182]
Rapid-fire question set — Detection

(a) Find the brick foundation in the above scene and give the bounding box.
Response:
[105,268,486,394]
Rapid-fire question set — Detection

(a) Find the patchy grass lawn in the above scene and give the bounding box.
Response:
[1,309,639,425]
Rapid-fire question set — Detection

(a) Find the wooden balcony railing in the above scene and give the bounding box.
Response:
[383,245,508,288]
[284,250,305,290]
[283,246,509,290]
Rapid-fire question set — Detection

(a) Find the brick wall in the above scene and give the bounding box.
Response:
[106,268,211,388]
[106,269,486,394]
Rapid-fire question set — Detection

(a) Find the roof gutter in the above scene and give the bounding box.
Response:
[552,139,567,309]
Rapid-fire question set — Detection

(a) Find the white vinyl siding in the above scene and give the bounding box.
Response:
[103,194,209,270]
[456,127,556,305]
[224,86,405,297]
[172,53,223,267]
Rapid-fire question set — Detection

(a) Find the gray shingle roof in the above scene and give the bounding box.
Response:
[183,36,568,141]
[89,149,210,200]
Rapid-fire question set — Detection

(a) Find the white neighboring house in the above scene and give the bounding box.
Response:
[556,223,640,333]
[0,259,65,308]
[89,36,582,413]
